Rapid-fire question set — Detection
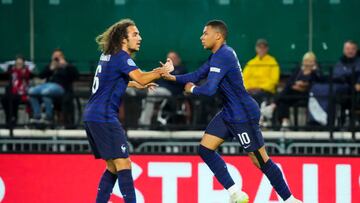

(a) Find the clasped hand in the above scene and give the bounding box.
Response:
[157,58,195,94]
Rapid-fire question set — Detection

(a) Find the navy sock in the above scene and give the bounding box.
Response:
[96,170,117,203]
[261,159,292,201]
[117,169,136,203]
[198,145,235,189]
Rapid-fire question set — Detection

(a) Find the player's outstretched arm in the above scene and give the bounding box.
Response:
[128,59,173,86]
[184,79,218,96]
[128,68,166,86]
[162,61,210,84]
[184,66,228,96]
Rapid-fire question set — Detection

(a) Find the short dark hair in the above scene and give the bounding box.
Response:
[53,48,64,56]
[256,38,268,47]
[15,54,25,61]
[206,20,228,40]
[345,40,358,47]
[96,19,136,55]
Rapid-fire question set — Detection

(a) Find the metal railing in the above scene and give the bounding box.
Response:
[135,142,200,154]
[287,142,360,156]
[0,139,134,154]
[1,139,358,156]
[135,141,283,155]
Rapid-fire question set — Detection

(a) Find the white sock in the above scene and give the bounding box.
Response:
[227,184,239,196]
[284,195,295,202]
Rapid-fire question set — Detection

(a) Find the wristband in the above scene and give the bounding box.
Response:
[190,86,195,93]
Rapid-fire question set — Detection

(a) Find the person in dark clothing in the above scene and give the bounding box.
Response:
[306,40,360,127]
[261,52,320,128]
[329,40,360,113]
[28,49,79,124]
[356,49,360,92]
[332,41,360,124]
[332,40,360,89]
[1,55,33,127]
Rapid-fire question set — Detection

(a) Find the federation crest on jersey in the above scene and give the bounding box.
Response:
[121,144,127,153]
[127,58,136,66]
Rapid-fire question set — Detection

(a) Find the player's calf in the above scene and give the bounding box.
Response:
[117,169,136,203]
[199,144,250,202]
[260,159,292,200]
[198,144,235,189]
[96,169,117,203]
[112,158,136,203]
[249,148,302,202]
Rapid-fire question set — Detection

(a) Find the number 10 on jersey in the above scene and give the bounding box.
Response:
[237,132,250,145]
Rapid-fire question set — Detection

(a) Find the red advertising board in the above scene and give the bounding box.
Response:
[0,154,359,203]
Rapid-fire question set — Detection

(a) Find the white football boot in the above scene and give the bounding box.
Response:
[229,191,249,203]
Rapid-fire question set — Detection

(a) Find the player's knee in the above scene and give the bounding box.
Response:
[249,154,261,169]
[198,144,213,159]
[113,158,132,171]
[105,160,117,173]
[253,160,261,169]
[249,151,266,169]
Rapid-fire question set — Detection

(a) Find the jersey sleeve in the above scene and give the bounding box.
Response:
[192,54,235,96]
[175,61,210,84]
[119,55,139,75]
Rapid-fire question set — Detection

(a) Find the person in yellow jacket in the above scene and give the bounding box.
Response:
[243,39,280,105]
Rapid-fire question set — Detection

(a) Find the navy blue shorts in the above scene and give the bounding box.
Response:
[84,121,129,160]
[205,112,264,152]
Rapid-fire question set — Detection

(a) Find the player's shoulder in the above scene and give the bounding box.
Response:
[212,44,238,64]
[217,44,233,55]
[112,51,137,66]
[218,45,238,60]
[111,50,128,62]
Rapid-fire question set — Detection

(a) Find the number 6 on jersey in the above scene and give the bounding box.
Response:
[92,65,102,94]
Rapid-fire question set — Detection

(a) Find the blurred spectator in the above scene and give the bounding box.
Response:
[1,55,33,127]
[138,51,187,126]
[308,40,360,126]
[243,38,280,105]
[331,41,359,86]
[0,58,35,72]
[261,52,321,128]
[355,50,360,122]
[333,40,360,88]
[332,40,360,124]
[356,49,360,92]
[28,49,79,125]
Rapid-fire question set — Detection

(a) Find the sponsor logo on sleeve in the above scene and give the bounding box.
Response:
[210,67,221,73]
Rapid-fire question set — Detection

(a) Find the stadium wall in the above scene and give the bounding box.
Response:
[1,0,360,73]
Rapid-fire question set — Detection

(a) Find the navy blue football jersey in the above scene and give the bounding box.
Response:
[83,51,138,122]
[176,44,260,123]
